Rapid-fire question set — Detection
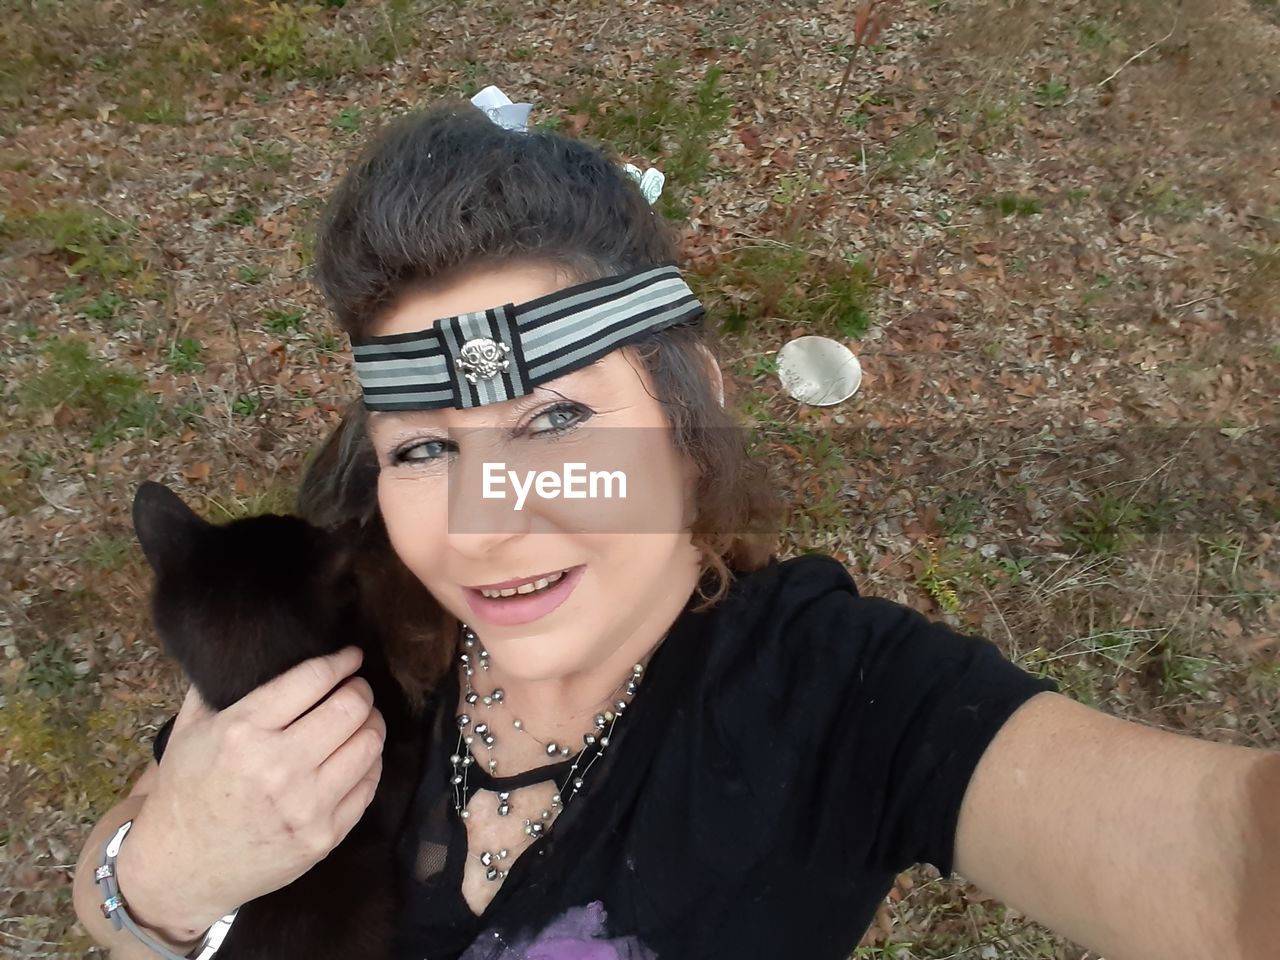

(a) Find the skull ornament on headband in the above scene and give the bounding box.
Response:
[351,87,701,413]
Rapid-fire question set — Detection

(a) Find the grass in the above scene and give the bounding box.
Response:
[1034,78,1070,107]
[331,106,367,133]
[698,239,876,338]
[203,482,298,522]
[939,491,982,541]
[917,544,963,616]
[191,0,415,81]
[1136,178,1203,223]
[262,306,306,335]
[1,687,143,821]
[13,204,143,280]
[1060,490,1169,557]
[221,205,257,227]
[980,193,1043,217]
[878,123,940,180]
[19,339,161,449]
[232,392,263,416]
[80,290,126,322]
[237,263,270,284]
[83,536,136,571]
[568,61,732,220]
[1078,17,1120,50]
[166,337,206,373]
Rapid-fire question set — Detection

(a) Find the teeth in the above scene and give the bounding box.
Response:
[479,570,566,599]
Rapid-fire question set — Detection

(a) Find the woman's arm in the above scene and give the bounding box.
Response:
[953,691,1280,960]
[72,646,386,957]
[72,762,211,957]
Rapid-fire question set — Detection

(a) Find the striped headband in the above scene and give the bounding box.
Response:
[352,264,704,411]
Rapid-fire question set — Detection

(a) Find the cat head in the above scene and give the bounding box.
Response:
[132,481,359,709]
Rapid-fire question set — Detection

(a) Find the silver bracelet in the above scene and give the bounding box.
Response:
[96,819,239,960]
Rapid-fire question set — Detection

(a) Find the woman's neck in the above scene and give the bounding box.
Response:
[456,562,701,771]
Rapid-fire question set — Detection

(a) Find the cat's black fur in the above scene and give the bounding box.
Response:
[131,480,434,960]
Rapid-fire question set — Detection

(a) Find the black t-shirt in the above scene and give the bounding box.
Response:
[152,552,1058,959]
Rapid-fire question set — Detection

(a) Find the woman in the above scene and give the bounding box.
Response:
[73,99,1278,960]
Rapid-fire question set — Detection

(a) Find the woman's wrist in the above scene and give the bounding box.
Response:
[113,825,219,948]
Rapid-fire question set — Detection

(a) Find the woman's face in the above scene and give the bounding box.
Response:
[366,262,704,684]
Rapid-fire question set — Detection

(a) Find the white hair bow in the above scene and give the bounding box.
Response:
[471,84,665,206]
[621,164,665,206]
[470,85,533,133]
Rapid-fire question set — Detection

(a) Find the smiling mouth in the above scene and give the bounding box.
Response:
[471,568,572,599]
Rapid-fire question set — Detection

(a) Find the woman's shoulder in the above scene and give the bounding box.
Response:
[720,550,858,615]
[711,551,915,654]
[702,549,1057,745]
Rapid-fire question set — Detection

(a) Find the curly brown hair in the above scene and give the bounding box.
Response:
[297,101,782,702]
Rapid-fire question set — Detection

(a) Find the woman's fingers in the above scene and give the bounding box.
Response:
[331,753,383,842]
[314,706,385,810]
[283,673,377,766]
[232,646,364,731]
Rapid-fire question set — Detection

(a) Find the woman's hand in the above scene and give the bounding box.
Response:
[114,646,386,942]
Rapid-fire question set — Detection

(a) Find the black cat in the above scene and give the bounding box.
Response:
[131,480,448,960]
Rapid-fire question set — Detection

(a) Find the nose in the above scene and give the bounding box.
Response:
[446,434,532,555]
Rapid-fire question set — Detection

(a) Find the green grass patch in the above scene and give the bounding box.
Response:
[1136,178,1203,223]
[262,306,305,335]
[53,283,89,305]
[80,289,126,322]
[1078,17,1120,50]
[238,263,270,284]
[84,535,136,571]
[232,392,263,416]
[20,338,161,448]
[331,106,368,133]
[118,95,190,125]
[1034,78,1070,107]
[568,61,731,220]
[204,482,298,522]
[16,204,143,279]
[878,123,939,180]
[697,241,875,339]
[1060,491,1174,557]
[915,544,978,617]
[980,193,1042,217]
[2,687,143,819]
[221,205,257,227]
[166,337,206,373]
[0,0,104,109]
[772,427,849,535]
[193,0,414,81]
[939,491,982,540]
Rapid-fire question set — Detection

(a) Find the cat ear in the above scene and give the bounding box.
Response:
[132,481,210,575]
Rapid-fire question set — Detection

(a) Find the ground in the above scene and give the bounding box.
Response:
[0,0,1277,957]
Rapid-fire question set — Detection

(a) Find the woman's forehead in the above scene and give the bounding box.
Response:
[375,262,572,339]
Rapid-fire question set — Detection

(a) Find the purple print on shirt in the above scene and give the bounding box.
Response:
[459,902,656,960]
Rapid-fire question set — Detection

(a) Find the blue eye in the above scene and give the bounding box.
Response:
[394,438,452,464]
[388,403,590,467]
[526,403,592,436]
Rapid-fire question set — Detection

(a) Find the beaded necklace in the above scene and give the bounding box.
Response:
[450,623,645,881]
